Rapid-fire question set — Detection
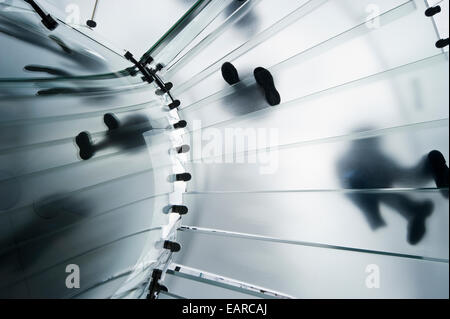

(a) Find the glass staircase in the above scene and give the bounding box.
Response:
[0,0,448,299]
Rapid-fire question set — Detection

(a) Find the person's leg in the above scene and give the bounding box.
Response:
[381,194,433,245]
[394,150,449,198]
[428,150,449,198]
[347,193,386,230]
[103,113,120,130]
[100,115,151,151]
[393,155,430,184]
[77,114,120,159]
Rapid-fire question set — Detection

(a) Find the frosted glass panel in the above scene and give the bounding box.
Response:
[0,3,129,79]
[1,0,448,300]
[164,271,263,299]
[174,0,440,108]
[1,148,160,210]
[0,0,184,299]
[0,106,171,151]
[0,112,175,177]
[166,0,261,64]
[180,52,449,143]
[164,0,313,82]
[22,229,159,298]
[182,191,449,260]
[0,86,159,123]
[151,0,234,67]
[185,124,449,191]
[174,231,449,298]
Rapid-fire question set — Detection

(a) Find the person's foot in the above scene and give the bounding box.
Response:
[221,62,240,85]
[103,113,120,130]
[253,67,281,106]
[75,132,95,160]
[407,200,433,245]
[428,150,449,198]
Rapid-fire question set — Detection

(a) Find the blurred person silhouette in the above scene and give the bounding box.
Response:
[75,113,152,160]
[75,113,187,160]
[225,0,259,37]
[0,193,92,278]
[178,0,259,34]
[337,133,448,245]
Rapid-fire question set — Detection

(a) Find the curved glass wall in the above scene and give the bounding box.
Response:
[0,0,448,299]
[0,0,192,298]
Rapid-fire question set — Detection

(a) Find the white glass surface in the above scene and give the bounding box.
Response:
[1,0,448,299]
[174,230,449,298]
[0,1,185,298]
[173,0,440,109]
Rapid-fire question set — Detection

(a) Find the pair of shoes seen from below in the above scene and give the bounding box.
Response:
[75,113,120,160]
[221,62,281,106]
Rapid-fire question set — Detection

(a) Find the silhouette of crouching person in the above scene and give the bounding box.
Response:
[338,137,449,245]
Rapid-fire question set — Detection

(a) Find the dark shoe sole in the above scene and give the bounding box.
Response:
[221,62,240,85]
[428,150,449,198]
[254,67,281,106]
[75,132,94,160]
[104,113,120,130]
[428,150,449,187]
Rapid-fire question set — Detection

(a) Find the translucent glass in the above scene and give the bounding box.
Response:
[0,109,176,177]
[164,265,275,299]
[0,86,161,124]
[166,0,262,66]
[150,0,234,68]
[1,146,159,210]
[173,0,440,108]
[184,123,449,191]
[182,190,449,261]
[180,52,449,148]
[174,230,449,298]
[41,0,206,59]
[0,2,185,298]
[1,0,447,300]
[0,110,179,299]
[0,3,129,79]
[11,228,161,298]
[0,105,169,149]
[164,0,319,85]
[427,0,449,42]
[163,273,262,299]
